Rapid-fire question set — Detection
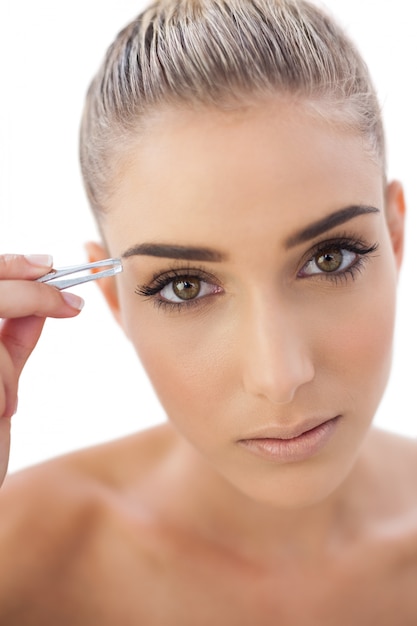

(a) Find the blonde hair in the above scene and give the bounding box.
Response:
[80,0,385,216]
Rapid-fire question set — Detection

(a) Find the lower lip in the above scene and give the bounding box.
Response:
[237,416,341,464]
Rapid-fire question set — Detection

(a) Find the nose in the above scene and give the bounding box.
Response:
[240,295,315,405]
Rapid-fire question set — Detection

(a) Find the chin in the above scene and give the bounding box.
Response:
[221,450,360,512]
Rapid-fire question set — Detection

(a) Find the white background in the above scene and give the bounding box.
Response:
[0,0,416,473]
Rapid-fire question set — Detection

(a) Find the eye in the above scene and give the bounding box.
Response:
[160,276,217,302]
[298,237,379,282]
[136,267,223,309]
[301,246,357,276]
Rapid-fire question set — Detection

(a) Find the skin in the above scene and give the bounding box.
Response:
[0,98,416,625]
[102,101,400,512]
[0,255,83,485]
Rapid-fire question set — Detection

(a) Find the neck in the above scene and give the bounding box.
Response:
[145,427,376,564]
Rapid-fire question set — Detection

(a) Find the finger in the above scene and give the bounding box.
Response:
[0,254,53,280]
[0,315,46,378]
[0,280,84,319]
[0,344,18,418]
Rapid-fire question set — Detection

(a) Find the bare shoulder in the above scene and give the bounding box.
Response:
[368,428,417,544]
[0,421,174,524]
[0,423,175,617]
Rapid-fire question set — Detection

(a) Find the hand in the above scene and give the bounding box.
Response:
[0,254,84,420]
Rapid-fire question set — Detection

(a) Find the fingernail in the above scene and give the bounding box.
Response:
[24,254,53,268]
[62,292,85,311]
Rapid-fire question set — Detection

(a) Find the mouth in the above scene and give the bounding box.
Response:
[237,415,342,464]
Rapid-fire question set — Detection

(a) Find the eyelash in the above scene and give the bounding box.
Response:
[298,236,379,284]
[135,265,221,312]
[135,236,379,311]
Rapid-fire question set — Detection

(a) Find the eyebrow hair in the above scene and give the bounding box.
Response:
[121,205,380,261]
[121,242,226,262]
[284,205,380,248]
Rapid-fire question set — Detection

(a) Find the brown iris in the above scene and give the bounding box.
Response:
[172,277,201,300]
[315,248,343,272]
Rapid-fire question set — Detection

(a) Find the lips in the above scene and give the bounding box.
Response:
[240,415,341,441]
[237,415,341,463]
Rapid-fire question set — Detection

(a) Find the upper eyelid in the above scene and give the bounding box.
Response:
[305,233,369,248]
[148,265,221,286]
[294,235,377,277]
[299,233,374,259]
[136,265,223,298]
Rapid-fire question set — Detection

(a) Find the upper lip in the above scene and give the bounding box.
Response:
[238,415,340,441]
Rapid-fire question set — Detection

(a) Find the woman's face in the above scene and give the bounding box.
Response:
[98,99,404,508]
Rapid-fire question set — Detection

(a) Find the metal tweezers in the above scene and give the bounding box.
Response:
[36,258,123,290]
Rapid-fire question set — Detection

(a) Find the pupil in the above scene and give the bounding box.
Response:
[173,278,201,300]
[317,248,342,272]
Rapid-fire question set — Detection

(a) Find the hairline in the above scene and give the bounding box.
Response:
[96,90,385,219]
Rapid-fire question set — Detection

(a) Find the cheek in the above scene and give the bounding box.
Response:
[319,266,396,411]
[124,305,233,429]
[121,249,397,441]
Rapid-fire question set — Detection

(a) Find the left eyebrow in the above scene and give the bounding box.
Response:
[284,205,380,249]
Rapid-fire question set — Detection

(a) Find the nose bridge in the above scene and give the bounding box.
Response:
[240,288,314,404]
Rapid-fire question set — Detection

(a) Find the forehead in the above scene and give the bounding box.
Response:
[103,99,384,249]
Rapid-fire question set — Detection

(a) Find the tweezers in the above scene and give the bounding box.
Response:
[36,258,123,290]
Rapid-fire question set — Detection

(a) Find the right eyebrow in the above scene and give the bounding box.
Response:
[121,242,227,262]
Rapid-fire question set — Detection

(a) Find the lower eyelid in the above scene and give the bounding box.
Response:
[154,289,221,312]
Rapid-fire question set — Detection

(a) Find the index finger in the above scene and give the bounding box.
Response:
[0,254,53,280]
